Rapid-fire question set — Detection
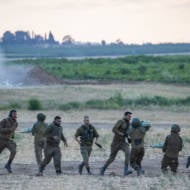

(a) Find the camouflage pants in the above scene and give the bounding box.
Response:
[161,154,178,173]
[0,139,16,161]
[34,140,45,166]
[80,145,92,168]
[130,147,145,169]
[103,142,130,169]
[40,144,62,173]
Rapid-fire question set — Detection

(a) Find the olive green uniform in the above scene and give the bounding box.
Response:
[128,126,149,170]
[32,121,48,166]
[101,119,130,172]
[0,117,18,168]
[39,122,67,174]
[161,133,183,173]
[75,124,99,173]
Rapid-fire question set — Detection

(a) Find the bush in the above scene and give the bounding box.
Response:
[28,99,42,110]
[59,102,81,110]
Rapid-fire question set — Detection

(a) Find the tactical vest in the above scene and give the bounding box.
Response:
[80,125,95,146]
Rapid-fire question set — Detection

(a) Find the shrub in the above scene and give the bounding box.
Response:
[28,99,42,110]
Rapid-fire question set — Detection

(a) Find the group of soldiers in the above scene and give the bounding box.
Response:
[0,109,188,176]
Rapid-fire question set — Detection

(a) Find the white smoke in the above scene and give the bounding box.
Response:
[0,49,32,88]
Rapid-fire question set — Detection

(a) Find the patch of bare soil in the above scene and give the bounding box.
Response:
[26,66,62,85]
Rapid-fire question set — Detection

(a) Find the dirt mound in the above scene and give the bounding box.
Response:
[26,66,109,85]
[26,66,63,85]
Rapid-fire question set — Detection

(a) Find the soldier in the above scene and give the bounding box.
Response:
[161,124,183,174]
[36,116,68,176]
[128,118,151,176]
[100,111,132,176]
[0,110,18,173]
[75,116,99,175]
[32,113,48,166]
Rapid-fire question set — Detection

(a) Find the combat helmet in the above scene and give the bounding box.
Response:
[37,113,46,121]
[131,118,141,128]
[171,124,180,133]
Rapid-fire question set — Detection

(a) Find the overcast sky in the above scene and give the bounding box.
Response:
[0,0,190,43]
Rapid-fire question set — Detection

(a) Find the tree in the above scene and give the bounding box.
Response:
[62,35,75,45]
[15,31,31,44]
[101,40,106,46]
[2,31,15,44]
[47,31,55,44]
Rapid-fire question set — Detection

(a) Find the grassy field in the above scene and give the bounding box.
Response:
[0,83,190,189]
[1,82,190,111]
[13,55,190,83]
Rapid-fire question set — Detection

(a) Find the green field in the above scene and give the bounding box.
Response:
[13,55,190,83]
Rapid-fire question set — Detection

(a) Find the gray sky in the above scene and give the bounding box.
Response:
[0,0,190,43]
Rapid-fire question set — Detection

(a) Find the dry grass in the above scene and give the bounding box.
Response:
[0,82,190,105]
[0,83,190,189]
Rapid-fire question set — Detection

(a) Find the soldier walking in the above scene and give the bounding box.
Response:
[128,118,151,176]
[100,111,132,176]
[32,113,48,166]
[36,116,68,176]
[75,116,99,175]
[0,110,18,173]
[161,124,183,174]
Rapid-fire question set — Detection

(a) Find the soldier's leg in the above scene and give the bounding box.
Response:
[130,148,138,169]
[121,143,132,175]
[39,146,53,173]
[136,148,145,176]
[186,156,190,168]
[100,144,119,175]
[81,146,90,168]
[4,140,16,173]
[53,146,62,174]
[85,146,92,175]
[161,154,169,173]
[35,142,43,166]
[169,158,178,174]
[136,148,145,168]
[0,140,6,154]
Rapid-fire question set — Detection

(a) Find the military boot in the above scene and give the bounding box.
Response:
[56,170,62,175]
[100,167,106,176]
[124,166,132,176]
[86,167,92,175]
[78,164,84,175]
[5,163,12,173]
[136,166,145,176]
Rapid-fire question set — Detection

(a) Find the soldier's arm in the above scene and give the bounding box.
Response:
[31,123,37,136]
[61,133,68,147]
[112,120,124,136]
[0,119,11,133]
[75,128,82,144]
[179,136,183,151]
[162,136,168,152]
[93,127,99,143]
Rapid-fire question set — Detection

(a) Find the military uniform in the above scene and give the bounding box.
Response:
[100,119,132,175]
[161,124,183,173]
[75,124,99,174]
[39,122,67,174]
[128,119,151,175]
[32,113,48,166]
[0,114,18,173]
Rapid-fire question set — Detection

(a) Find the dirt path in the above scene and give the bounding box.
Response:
[0,157,189,177]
